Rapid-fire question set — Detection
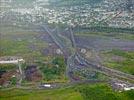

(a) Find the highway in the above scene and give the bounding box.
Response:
[76,53,134,82]
[1,24,133,90]
[42,24,134,83]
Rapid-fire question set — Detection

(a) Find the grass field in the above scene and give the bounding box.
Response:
[0,25,48,62]
[75,32,134,40]
[0,87,82,100]
[102,50,134,75]
[75,31,134,75]
[77,83,134,100]
[0,83,134,100]
[0,25,68,83]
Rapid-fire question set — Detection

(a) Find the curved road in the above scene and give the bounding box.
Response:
[43,25,134,83]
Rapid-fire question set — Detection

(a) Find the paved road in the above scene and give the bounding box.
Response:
[42,25,134,83]
[76,53,134,82]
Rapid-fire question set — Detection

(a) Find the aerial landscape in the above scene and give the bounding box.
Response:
[0,0,134,100]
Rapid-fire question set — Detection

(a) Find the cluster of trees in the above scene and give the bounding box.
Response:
[81,26,134,34]
[76,84,134,100]
[39,56,66,81]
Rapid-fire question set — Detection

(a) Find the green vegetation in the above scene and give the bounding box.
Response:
[0,26,67,83]
[0,64,16,71]
[77,84,134,100]
[39,56,66,81]
[103,50,134,75]
[80,26,134,34]
[0,83,134,100]
[0,26,48,62]
[73,68,108,81]
[10,77,17,85]
[0,87,82,100]
[108,50,134,59]
[0,39,30,56]
[76,31,134,40]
